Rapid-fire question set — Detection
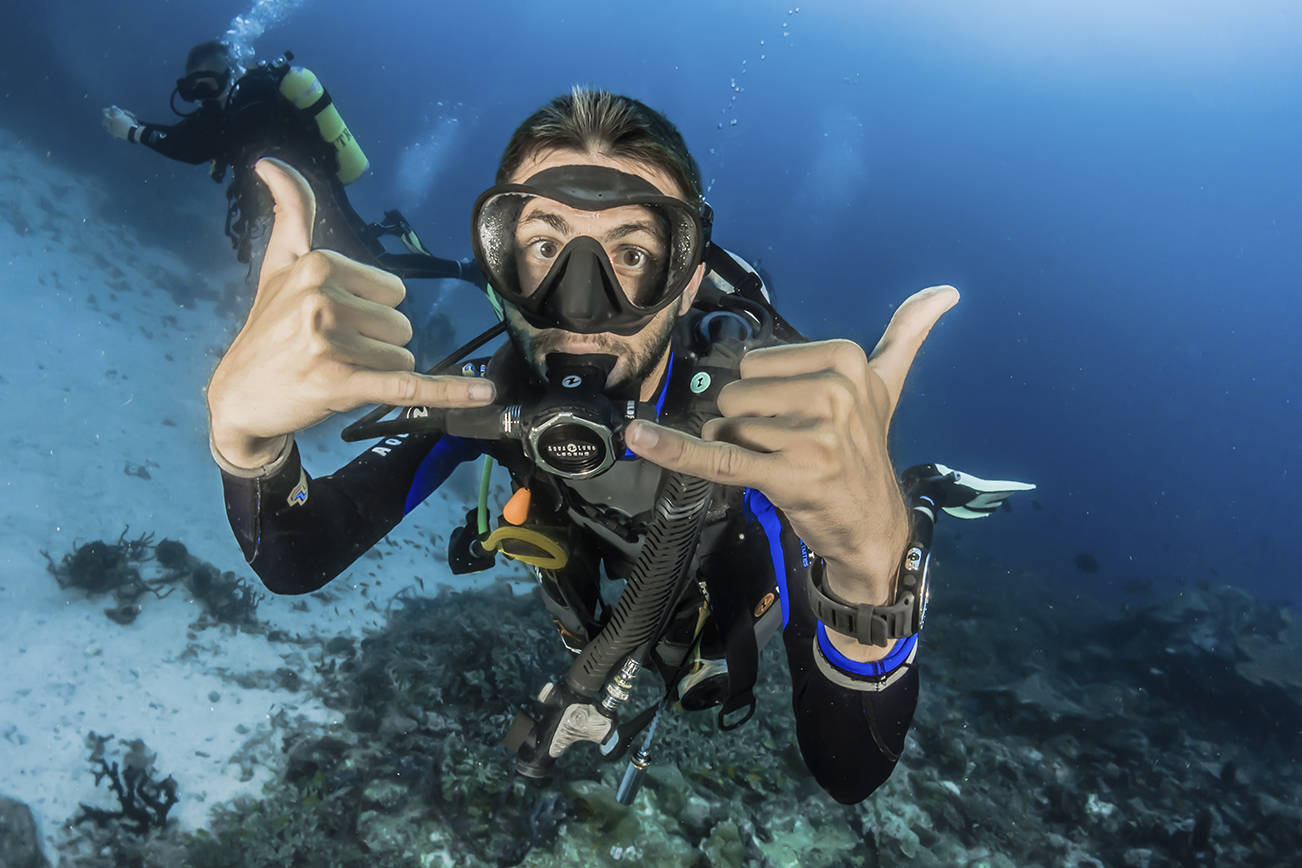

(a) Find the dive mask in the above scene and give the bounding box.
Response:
[175,68,231,102]
[471,164,710,336]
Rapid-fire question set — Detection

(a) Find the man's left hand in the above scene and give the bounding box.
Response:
[626,285,960,611]
[102,106,137,141]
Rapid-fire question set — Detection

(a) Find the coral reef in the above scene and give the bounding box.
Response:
[44,530,156,600]
[42,539,1300,867]
[73,733,178,836]
[170,574,1301,866]
[44,530,262,630]
[59,733,181,867]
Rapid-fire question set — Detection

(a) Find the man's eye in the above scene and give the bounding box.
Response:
[530,239,559,259]
[617,248,648,268]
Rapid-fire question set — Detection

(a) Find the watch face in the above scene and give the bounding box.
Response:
[918,578,930,631]
[915,547,931,632]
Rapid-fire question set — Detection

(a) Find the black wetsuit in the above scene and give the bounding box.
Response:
[218,331,921,805]
[132,62,467,282]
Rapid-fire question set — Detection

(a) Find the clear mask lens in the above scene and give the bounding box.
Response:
[476,190,699,310]
[512,197,671,303]
[177,69,228,101]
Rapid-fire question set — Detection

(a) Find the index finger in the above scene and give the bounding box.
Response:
[255,157,316,283]
[625,420,770,487]
[341,370,496,410]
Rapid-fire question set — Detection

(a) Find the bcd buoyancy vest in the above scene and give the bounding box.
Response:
[474,291,794,730]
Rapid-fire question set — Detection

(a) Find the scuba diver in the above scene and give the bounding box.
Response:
[102,39,476,285]
[205,88,1034,805]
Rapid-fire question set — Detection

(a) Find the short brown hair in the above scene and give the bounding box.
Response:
[185,40,234,74]
[497,87,704,207]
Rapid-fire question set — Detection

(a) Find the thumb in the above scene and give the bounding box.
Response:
[868,284,961,409]
[254,157,316,285]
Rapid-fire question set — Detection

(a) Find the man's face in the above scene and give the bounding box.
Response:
[188,60,232,105]
[501,148,704,401]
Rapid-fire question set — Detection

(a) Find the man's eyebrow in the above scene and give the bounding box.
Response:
[518,210,665,244]
[519,210,571,233]
[605,220,666,243]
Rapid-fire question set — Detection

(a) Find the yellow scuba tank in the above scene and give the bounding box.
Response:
[278,66,369,184]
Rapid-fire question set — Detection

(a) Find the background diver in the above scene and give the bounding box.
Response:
[101,39,478,287]
[204,88,1034,805]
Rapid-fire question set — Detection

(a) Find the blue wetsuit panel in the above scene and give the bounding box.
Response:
[404,435,484,515]
[744,488,790,630]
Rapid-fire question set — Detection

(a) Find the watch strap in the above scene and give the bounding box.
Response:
[807,558,919,645]
[806,504,934,645]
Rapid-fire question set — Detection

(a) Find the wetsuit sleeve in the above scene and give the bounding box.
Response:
[131,114,219,164]
[219,432,482,594]
[746,490,918,804]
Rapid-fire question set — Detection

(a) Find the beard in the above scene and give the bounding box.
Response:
[506,302,681,397]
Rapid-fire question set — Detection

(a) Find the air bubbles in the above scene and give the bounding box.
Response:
[223,0,309,71]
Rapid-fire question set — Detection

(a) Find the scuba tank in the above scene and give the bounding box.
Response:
[277,62,369,184]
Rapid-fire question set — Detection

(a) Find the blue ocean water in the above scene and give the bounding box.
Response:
[12,0,1293,609]
[2,0,1300,861]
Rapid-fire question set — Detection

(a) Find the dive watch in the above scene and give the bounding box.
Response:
[806,503,934,646]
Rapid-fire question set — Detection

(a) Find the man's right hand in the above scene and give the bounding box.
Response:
[206,157,496,471]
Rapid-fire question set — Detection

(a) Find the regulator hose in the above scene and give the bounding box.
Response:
[565,404,715,698]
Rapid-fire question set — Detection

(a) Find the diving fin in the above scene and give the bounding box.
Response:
[902,463,1036,520]
[370,209,433,256]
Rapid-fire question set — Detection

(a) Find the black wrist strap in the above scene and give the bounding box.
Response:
[806,499,936,646]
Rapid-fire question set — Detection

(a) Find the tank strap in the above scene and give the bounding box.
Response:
[702,243,806,342]
[301,89,334,118]
[704,243,767,302]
